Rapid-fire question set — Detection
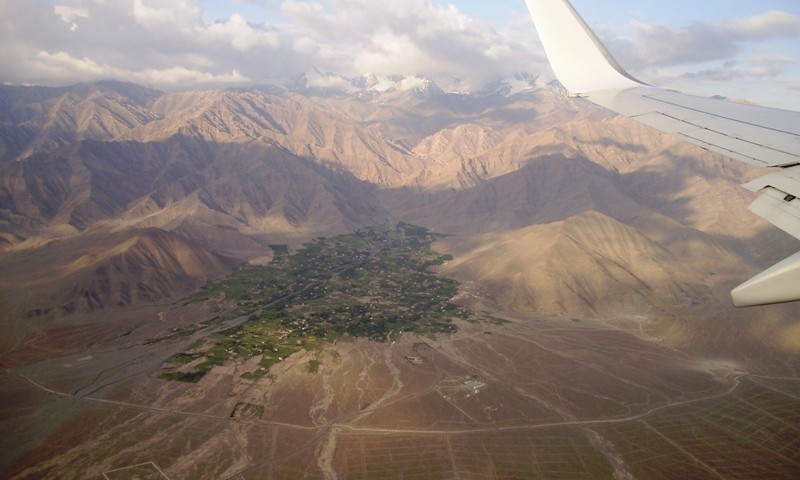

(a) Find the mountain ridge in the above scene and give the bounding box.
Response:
[1,79,798,354]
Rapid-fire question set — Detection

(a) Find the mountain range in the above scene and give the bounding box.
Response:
[1,74,798,356]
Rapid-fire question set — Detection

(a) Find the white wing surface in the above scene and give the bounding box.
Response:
[525,0,800,307]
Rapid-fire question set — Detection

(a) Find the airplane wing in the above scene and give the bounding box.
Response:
[525,0,800,307]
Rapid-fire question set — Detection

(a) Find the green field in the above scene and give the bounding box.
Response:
[161,223,495,382]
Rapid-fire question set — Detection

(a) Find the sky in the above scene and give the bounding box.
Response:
[2,0,799,109]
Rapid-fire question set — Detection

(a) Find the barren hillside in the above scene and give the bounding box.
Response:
[0,80,798,355]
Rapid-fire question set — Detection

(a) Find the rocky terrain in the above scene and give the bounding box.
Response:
[1,76,799,479]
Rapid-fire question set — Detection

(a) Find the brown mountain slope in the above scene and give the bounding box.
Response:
[0,228,236,317]
[0,82,162,162]
[434,211,800,354]
[437,210,710,315]
[383,152,634,232]
[0,137,387,247]
[135,90,427,186]
[0,81,797,354]
[386,102,792,283]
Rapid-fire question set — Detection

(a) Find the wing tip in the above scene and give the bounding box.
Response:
[525,0,645,93]
[731,251,800,307]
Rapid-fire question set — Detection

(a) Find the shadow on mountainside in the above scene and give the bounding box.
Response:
[0,135,391,319]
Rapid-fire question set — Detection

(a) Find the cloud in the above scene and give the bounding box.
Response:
[53,4,88,31]
[0,0,289,88]
[625,21,739,67]
[0,0,795,99]
[134,66,250,86]
[304,69,356,92]
[587,9,800,108]
[34,50,109,79]
[131,0,203,28]
[24,50,250,87]
[278,0,540,91]
[602,10,800,70]
[353,30,427,76]
[0,0,545,91]
[204,13,281,51]
[726,10,800,40]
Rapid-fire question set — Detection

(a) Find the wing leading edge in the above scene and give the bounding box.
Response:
[525,0,800,307]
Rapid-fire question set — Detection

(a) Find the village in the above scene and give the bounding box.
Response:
[160,223,492,383]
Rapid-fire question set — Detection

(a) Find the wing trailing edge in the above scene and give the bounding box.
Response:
[526,0,800,306]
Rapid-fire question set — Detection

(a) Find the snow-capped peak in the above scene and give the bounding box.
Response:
[478,73,541,98]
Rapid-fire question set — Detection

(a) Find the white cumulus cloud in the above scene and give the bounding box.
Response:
[0,0,796,104]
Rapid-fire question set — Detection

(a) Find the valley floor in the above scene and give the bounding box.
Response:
[2,306,798,480]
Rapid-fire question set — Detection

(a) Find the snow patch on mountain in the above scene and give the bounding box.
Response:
[287,70,544,100]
